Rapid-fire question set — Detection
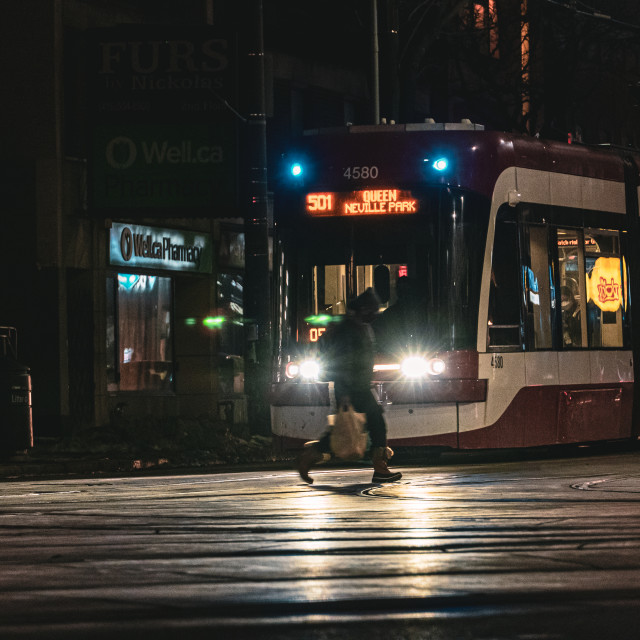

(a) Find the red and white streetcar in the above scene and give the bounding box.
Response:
[270,121,640,451]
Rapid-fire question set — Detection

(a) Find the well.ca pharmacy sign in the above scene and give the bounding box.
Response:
[109,222,213,274]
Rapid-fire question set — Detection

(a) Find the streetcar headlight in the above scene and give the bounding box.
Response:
[285,362,300,379]
[428,357,446,375]
[286,359,321,381]
[400,356,446,378]
[401,356,429,378]
[299,359,321,380]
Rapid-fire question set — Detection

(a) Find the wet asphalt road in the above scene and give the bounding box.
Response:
[0,447,639,639]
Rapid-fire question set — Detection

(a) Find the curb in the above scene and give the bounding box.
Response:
[0,451,298,481]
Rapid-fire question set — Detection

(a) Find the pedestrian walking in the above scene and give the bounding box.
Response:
[296,288,402,484]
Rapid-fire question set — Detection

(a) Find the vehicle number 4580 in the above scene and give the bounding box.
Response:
[491,355,504,368]
[343,166,379,179]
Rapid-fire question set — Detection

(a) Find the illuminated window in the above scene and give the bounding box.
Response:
[556,228,627,349]
[217,272,244,357]
[557,229,586,348]
[107,274,173,392]
[521,0,530,128]
[524,225,553,349]
[467,1,500,59]
[314,265,346,316]
[312,264,403,319]
[584,231,626,348]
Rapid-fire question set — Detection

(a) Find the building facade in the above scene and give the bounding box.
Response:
[0,0,368,440]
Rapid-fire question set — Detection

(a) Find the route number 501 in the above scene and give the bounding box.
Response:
[306,193,333,211]
[343,166,379,180]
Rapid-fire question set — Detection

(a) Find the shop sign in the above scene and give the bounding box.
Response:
[88,26,238,216]
[109,222,212,274]
[92,122,236,211]
[89,27,232,117]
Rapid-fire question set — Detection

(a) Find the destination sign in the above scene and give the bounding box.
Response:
[305,189,418,217]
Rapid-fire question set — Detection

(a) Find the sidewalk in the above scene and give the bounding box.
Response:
[0,448,297,480]
[3,427,636,482]
[0,423,292,481]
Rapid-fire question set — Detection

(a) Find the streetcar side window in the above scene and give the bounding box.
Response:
[557,228,588,348]
[523,225,553,349]
[555,228,627,349]
[583,230,626,348]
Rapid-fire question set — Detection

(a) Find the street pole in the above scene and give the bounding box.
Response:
[372,0,380,124]
[379,0,400,124]
[242,0,271,433]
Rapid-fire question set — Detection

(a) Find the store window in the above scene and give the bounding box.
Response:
[107,273,174,392]
[215,272,244,395]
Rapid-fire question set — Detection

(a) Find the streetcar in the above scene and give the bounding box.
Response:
[270,121,640,451]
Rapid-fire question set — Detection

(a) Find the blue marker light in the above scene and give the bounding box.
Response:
[290,163,303,177]
[433,157,448,171]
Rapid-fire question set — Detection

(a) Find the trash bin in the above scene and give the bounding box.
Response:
[0,327,33,455]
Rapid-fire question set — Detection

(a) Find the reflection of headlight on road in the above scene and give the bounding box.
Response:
[401,356,446,378]
[299,360,321,380]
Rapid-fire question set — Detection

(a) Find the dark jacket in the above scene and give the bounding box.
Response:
[318,315,375,393]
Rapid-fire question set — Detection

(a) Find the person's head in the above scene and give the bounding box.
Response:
[348,288,381,323]
[561,285,576,310]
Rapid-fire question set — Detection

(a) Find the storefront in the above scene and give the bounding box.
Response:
[105,220,245,419]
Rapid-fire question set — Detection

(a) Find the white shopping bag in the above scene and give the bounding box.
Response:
[329,399,368,460]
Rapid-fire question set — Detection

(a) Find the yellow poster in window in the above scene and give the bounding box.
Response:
[586,257,627,313]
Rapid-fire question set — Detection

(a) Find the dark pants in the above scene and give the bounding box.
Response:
[318,385,387,453]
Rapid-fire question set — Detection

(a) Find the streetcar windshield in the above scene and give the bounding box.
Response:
[294,187,490,354]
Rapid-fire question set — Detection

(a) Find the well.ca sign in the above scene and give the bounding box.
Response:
[92,123,234,211]
[88,26,238,216]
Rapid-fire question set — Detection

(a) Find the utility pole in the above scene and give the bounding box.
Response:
[371,0,380,124]
[379,0,400,124]
[242,0,271,432]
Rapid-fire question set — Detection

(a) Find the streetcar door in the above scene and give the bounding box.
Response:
[488,212,522,350]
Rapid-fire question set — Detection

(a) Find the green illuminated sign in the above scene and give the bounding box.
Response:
[92,122,236,211]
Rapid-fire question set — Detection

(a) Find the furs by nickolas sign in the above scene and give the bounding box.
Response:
[109,223,212,274]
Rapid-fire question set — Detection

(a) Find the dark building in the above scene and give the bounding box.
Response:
[0,0,370,442]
